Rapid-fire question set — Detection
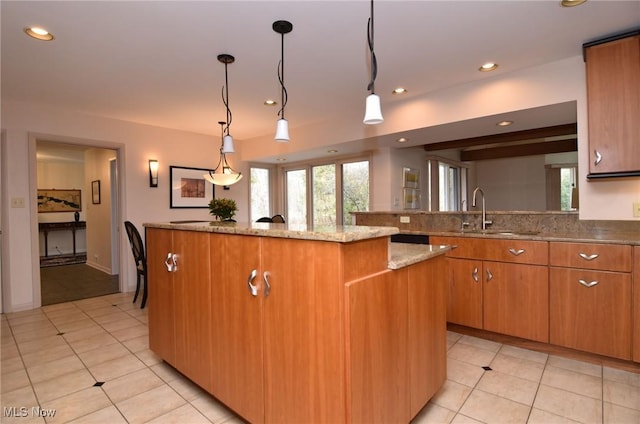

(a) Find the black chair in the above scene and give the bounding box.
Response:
[256,216,273,223]
[124,221,148,309]
[271,214,285,223]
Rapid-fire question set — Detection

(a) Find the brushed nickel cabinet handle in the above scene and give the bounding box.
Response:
[171,254,178,272]
[508,248,525,256]
[164,253,178,272]
[247,269,258,296]
[578,279,598,288]
[578,253,599,261]
[263,272,271,297]
[594,150,602,166]
[486,269,493,282]
[472,267,479,282]
[164,253,174,272]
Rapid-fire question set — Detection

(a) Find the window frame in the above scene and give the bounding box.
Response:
[278,152,372,226]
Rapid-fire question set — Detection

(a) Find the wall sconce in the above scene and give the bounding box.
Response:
[149,159,159,187]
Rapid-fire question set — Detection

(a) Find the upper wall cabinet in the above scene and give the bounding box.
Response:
[584,31,640,179]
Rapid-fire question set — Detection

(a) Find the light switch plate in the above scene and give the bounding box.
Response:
[633,202,640,217]
[11,197,25,208]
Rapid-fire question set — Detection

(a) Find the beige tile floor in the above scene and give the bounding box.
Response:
[1,293,639,423]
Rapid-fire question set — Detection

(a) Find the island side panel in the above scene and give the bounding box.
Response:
[408,255,447,419]
[146,228,177,366]
[345,269,410,423]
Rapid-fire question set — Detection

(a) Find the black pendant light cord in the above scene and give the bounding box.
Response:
[367,0,377,94]
[278,31,288,120]
[222,61,232,136]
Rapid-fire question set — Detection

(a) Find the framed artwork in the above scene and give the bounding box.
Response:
[37,189,82,213]
[91,180,101,204]
[403,167,420,188]
[403,188,420,209]
[170,166,215,208]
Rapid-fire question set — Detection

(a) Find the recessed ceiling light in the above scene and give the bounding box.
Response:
[496,120,513,127]
[479,62,498,72]
[396,137,409,143]
[327,149,338,153]
[392,87,408,95]
[276,158,287,161]
[24,26,54,41]
[264,99,277,106]
[561,0,587,7]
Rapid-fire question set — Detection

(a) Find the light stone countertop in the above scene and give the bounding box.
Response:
[144,221,400,243]
[425,230,640,245]
[388,242,451,269]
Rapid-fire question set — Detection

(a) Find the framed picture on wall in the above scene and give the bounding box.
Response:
[91,180,101,204]
[170,166,215,208]
[37,189,82,213]
[403,188,420,209]
[403,167,420,188]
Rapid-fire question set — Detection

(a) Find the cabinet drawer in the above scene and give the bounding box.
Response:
[482,239,548,265]
[431,236,548,265]
[550,267,632,360]
[550,242,632,272]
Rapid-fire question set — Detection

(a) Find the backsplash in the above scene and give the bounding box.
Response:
[353,211,640,235]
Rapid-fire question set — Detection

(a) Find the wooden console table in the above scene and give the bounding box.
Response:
[39,221,86,258]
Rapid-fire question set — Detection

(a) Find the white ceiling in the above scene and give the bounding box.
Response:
[2,1,639,155]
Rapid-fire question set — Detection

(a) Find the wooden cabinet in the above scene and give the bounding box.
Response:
[482,261,548,343]
[209,234,263,423]
[446,258,483,328]
[407,255,447,418]
[634,247,640,363]
[550,241,633,360]
[146,228,212,391]
[584,32,640,177]
[346,270,409,423]
[147,228,450,423]
[430,236,549,342]
[345,253,448,423]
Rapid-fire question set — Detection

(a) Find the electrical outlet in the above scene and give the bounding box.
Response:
[633,202,640,217]
[400,216,410,224]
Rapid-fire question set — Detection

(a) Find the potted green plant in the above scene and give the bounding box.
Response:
[208,197,237,221]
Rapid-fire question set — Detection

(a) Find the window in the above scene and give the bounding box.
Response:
[560,166,578,211]
[250,167,271,222]
[313,164,336,225]
[428,158,467,211]
[342,160,370,224]
[286,169,307,225]
[282,156,370,226]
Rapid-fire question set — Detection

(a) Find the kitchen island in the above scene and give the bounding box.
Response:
[144,221,449,423]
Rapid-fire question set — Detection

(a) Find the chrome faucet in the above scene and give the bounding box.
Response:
[472,187,493,230]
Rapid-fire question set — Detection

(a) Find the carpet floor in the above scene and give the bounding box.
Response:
[40,264,119,306]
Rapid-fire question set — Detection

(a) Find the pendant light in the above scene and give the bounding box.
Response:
[203,54,242,186]
[204,121,243,186]
[273,20,293,142]
[363,0,383,125]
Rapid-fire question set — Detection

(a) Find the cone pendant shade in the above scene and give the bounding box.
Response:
[275,118,290,142]
[363,94,383,125]
[222,135,235,153]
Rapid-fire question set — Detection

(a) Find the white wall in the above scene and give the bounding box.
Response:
[242,56,640,221]
[1,101,225,312]
[85,148,116,273]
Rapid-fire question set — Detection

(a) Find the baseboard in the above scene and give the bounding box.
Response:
[86,261,111,274]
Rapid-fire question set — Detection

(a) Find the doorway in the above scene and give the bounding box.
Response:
[37,140,121,305]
